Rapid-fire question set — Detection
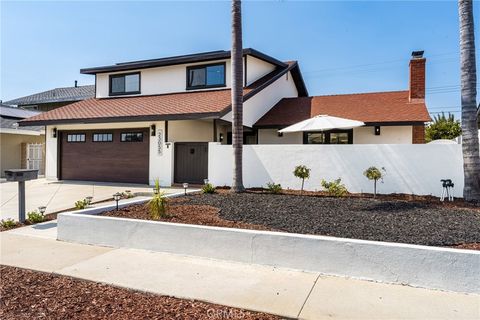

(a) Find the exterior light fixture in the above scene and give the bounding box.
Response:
[113,192,122,211]
[38,206,47,214]
[151,124,156,136]
[85,196,93,206]
[203,179,209,185]
[375,126,381,136]
[183,183,189,195]
[165,142,171,149]
[219,133,224,142]
[52,128,57,138]
[278,132,283,137]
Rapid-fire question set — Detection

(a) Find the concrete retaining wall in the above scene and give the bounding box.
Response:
[57,212,480,294]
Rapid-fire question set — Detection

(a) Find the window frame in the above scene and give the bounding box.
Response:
[303,129,353,145]
[186,62,226,90]
[120,132,144,142]
[92,133,113,143]
[109,72,141,96]
[66,133,86,143]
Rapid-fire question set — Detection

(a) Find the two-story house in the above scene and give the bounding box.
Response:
[20,49,430,186]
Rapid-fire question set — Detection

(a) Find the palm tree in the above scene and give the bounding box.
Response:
[231,0,245,192]
[459,0,480,202]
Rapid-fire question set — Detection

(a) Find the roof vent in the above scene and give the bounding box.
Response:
[74,80,78,88]
[411,50,424,59]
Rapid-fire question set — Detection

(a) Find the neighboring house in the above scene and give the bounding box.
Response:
[20,49,429,186]
[4,82,94,112]
[0,104,45,177]
[255,51,431,144]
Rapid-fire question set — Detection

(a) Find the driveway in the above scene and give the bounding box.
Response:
[0,179,183,221]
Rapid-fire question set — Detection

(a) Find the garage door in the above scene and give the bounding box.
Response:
[59,128,149,184]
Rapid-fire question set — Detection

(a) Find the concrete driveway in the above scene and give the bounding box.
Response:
[0,179,182,221]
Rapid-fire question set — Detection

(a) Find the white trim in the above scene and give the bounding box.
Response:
[0,128,44,136]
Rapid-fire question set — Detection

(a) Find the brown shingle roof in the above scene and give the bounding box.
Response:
[255,91,431,127]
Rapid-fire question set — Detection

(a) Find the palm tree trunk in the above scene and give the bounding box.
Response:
[231,0,245,193]
[459,0,480,202]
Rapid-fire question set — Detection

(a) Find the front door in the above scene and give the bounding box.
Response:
[174,142,208,184]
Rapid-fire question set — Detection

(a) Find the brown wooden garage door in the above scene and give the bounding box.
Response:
[59,128,149,184]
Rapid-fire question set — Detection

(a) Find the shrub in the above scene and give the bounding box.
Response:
[27,210,45,223]
[148,191,169,220]
[321,178,348,197]
[153,178,161,194]
[266,182,282,194]
[75,199,88,210]
[1,218,17,229]
[293,165,311,192]
[202,183,216,194]
[122,190,134,199]
[363,166,386,198]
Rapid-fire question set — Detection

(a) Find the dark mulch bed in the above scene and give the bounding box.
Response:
[0,266,278,320]
[177,191,480,247]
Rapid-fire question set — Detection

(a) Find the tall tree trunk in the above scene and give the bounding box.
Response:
[459,0,480,202]
[231,0,245,192]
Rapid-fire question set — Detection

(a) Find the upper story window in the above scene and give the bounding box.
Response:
[109,72,140,96]
[186,63,226,90]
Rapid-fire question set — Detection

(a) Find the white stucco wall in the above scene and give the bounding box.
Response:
[222,71,299,127]
[95,55,277,98]
[208,143,464,197]
[353,126,413,144]
[245,56,276,86]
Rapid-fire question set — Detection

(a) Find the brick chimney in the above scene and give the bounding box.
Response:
[409,51,426,102]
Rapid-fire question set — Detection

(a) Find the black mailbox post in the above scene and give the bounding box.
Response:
[4,169,39,223]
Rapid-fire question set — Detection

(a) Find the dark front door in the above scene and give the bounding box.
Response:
[59,128,149,184]
[174,142,208,184]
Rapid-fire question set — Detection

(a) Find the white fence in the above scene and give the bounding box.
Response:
[208,143,464,197]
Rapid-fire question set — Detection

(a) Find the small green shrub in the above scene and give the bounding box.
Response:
[75,199,88,210]
[1,218,17,229]
[293,165,311,192]
[122,190,134,199]
[153,178,161,194]
[363,166,386,198]
[266,182,282,194]
[321,178,348,197]
[27,210,45,223]
[202,183,216,194]
[148,191,169,220]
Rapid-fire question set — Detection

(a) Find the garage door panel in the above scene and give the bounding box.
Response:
[60,129,149,184]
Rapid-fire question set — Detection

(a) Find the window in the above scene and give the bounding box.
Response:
[303,130,353,144]
[121,132,143,142]
[93,133,113,142]
[109,72,140,96]
[187,63,226,89]
[67,133,86,143]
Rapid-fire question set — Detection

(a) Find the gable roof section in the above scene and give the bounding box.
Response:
[0,104,41,118]
[4,85,95,106]
[81,48,287,75]
[255,91,431,127]
[0,105,44,132]
[20,62,306,126]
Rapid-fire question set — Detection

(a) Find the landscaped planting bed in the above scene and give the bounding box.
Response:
[101,190,480,248]
[0,266,277,320]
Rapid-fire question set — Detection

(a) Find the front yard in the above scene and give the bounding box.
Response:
[0,266,277,320]
[102,190,480,248]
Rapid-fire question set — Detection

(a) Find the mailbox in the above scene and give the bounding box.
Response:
[5,169,38,182]
[5,169,39,223]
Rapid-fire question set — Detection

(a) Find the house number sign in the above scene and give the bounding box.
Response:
[157,129,163,156]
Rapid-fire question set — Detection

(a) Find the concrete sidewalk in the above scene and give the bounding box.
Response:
[1,232,478,319]
[0,178,184,220]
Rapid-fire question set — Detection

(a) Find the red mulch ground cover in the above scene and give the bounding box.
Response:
[101,202,274,232]
[0,266,278,320]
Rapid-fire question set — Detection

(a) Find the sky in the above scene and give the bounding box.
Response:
[2,0,480,119]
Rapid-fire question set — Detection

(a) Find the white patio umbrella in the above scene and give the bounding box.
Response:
[278,115,365,133]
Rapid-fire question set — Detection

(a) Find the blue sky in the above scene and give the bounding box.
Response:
[2,1,479,118]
